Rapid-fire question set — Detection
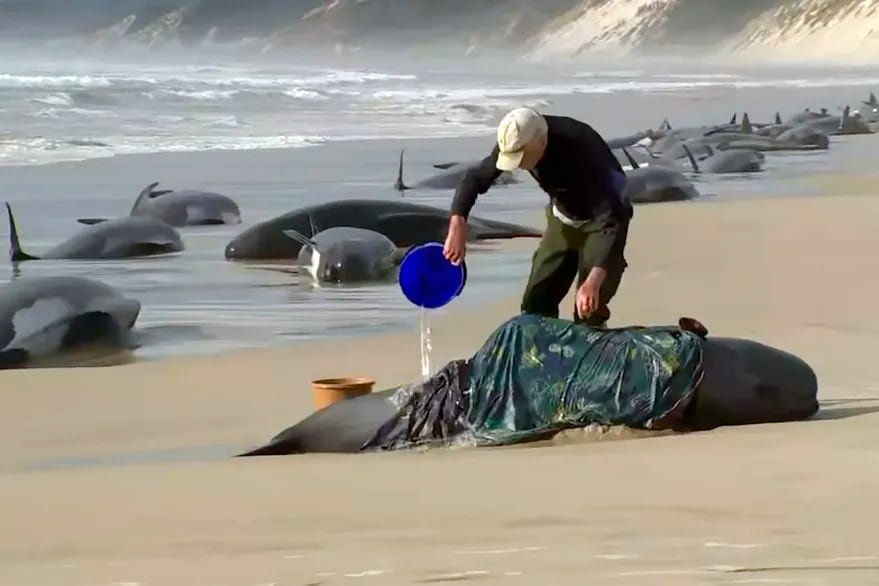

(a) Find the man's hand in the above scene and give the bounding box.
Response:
[575,267,607,319]
[443,215,467,265]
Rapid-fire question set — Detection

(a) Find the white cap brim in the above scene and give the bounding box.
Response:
[496,150,524,171]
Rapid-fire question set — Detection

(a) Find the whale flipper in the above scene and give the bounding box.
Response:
[432,162,459,170]
[621,148,640,170]
[76,218,109,225]
[283,229,323,279]
[282,229,317,250]
[681,143,700,174]
[5,203,39,262]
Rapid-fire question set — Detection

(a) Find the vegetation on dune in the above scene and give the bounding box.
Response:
[1,0,878,60]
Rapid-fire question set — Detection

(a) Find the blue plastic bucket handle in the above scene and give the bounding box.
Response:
[398,242,467,309]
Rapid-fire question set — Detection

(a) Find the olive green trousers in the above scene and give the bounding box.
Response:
[520,204,630,327]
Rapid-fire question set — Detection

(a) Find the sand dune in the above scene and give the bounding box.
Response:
[2,179,879,584]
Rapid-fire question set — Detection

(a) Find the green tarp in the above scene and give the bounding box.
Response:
[362,313,705,451]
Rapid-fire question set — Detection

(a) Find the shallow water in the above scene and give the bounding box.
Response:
[1,57,879,362]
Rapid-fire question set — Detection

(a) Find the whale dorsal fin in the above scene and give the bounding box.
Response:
[840,104,851,129]
[76,217,109,225]
[306,213,320,237]
[741,112,752,134]
[130,181,160,215]
[394,149,411,195]
[728,113,737,125]
[681,143,700,174]
[774,112,782,124]
[4,202,39,262]
[620,148,639,170]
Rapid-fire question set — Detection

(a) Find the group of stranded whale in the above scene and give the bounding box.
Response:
[2,99,868,455]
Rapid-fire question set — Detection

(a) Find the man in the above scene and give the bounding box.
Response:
[442,107,632,327]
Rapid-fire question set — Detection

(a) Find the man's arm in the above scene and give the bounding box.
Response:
[449,145,503,219]
[584,216,628,286]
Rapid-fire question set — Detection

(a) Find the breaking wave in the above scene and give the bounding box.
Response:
[3,59,879,167]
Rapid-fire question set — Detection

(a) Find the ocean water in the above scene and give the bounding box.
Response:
[1,54,879,363]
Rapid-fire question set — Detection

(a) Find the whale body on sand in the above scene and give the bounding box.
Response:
[238,316,819,456]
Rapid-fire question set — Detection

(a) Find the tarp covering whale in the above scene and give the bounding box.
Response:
[238,313,819,456]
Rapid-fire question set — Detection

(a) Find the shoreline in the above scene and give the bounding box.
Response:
[2,187,879,584]
[3,189,878,463]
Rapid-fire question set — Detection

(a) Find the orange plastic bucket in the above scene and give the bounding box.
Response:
[311,377,375,410]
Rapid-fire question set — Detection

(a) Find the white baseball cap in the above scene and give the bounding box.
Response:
[495,107,548,171]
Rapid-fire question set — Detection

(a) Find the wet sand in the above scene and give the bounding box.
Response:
[2,178,879,585]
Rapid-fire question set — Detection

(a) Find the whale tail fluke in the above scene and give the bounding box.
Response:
[5,202,39,262]
[76,218,109,225]
[394,149,412,195]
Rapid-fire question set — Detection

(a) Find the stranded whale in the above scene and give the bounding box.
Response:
[77,182,242,227]
[238,315,819,456]
[6,202,184,261]
[0,275,141,368]
[224,199,541,261]
[284,225,406,284]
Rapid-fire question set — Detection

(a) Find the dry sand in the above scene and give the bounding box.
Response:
[2,178,879,585]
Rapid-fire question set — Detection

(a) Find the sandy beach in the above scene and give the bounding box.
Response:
[2,174,878,585]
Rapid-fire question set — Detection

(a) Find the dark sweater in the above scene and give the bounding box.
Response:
[450,114,629,223]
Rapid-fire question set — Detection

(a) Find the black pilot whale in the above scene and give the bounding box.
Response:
[224,199,542,261]
[5,202,183,261]
[238,319,819,456]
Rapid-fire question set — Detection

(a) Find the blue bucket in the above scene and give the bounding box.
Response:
[398,242,467,309]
